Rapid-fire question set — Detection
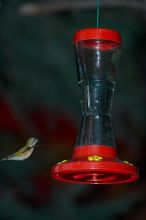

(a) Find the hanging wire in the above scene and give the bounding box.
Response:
[96,0,100,27]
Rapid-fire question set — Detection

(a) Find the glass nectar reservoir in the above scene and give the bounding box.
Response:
[51,28,139,184]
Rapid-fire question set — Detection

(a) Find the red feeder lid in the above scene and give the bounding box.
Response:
[51,145,139,184]
[74,28,122,44]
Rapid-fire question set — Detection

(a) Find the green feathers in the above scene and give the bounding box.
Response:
[1,137,38,161]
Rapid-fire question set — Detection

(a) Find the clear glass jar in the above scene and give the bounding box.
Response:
[74,29,121,147]
[52,28,139,184]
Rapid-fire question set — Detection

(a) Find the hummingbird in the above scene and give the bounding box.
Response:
[1,137,38,161]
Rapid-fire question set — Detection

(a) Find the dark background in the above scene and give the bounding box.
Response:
[0,0,146,219]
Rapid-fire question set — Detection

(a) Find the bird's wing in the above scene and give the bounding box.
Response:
[1,148,34,161]
[0,138,38,161]
[1,146,27,161]
[14,145,28,154]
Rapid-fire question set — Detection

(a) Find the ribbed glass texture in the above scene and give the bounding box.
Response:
[75,40,121,147]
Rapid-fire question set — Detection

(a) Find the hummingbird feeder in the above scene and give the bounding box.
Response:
[51,28,139,184]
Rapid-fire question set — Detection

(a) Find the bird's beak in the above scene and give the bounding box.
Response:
[35,141,39,147]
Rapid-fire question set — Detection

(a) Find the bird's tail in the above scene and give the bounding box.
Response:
[1,156,11,161]
[1,158,6,161]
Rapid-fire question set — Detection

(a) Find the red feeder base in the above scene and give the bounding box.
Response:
[51,145,139,184]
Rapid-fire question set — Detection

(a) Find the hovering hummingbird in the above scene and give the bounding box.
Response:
[1,137,38,161]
